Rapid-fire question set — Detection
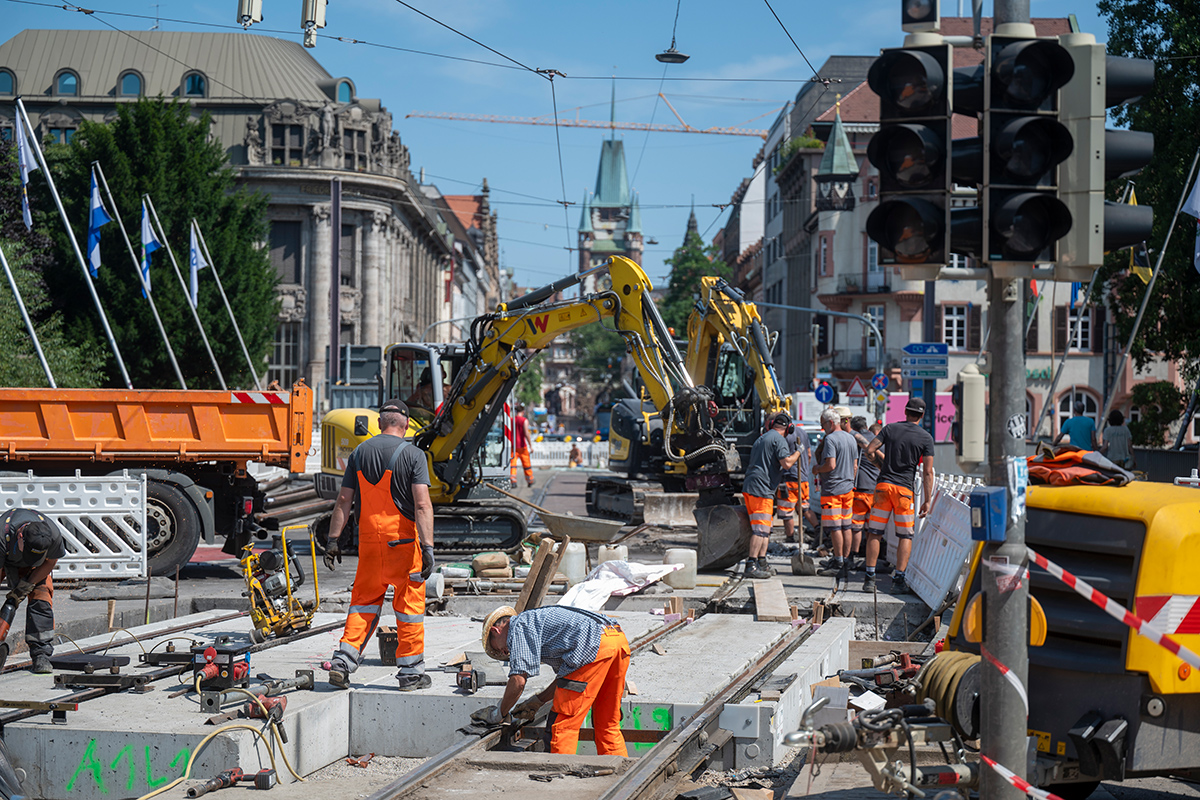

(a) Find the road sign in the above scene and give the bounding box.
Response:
[814,382,835,404]
[875,390,889,405]
[902,342,949,356]
[902,356,949,367]
[847,376,868,400]
[871,373,888,391]
[901,368,949,379]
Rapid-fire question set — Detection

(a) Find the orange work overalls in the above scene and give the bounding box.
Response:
[546,623,630,756]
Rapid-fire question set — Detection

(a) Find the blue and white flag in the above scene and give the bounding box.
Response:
[86,170,112,278]
[140,199,161,297]
[188,223,209,308]
[1183,174,1200,275]
[14,111,39,229]
[1070,281,1081,308]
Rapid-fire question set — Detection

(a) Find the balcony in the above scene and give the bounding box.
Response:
[828,348,903,373]
[837,273,891,295]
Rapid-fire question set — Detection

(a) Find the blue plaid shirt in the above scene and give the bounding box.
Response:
[505,606,618,678]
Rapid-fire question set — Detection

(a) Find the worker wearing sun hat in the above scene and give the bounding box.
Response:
[472,605,630,755]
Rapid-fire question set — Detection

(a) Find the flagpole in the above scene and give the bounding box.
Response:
[1100,145,1200,433]
[15,97,132,388]
[93,164,187,390]
[192,220,263,390]
[0,243,56,388]
[1030,268,1101,439]
[143,195,227,390]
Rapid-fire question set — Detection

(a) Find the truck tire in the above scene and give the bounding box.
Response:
[144,480,202,576]
[1042,783,1099,800]
[314,511,358,554]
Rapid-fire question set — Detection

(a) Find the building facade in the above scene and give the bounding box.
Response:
[577,137,643,291]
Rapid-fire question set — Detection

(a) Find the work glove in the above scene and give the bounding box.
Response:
[420,544,435,580]
[470,704,505,727]
[323,538,342,572]
[6,580,35,604]
[511,695,546,722]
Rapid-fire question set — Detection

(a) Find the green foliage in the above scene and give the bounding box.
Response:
[568,325,625,388]
[775,132,823,174]
[515,354,543,407]
[659,230,731,333]
[1128,380,1187,448]
[1094,0,1200,382]
[36,97,278,388]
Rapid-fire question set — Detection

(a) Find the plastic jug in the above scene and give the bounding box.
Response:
[559,542,589,586]
[598,544,628,564]
[662,548,697,589]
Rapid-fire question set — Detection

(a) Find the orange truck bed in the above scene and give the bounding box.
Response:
[0,383,313,472]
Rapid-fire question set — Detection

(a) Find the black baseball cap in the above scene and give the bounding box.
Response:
[773,412,792,428]
[379,399,410,416]
[17,516,58,568]
[905,397,926,414]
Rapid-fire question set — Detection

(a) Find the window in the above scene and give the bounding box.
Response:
[864,305,884,364]
[119,71,142,97]
[1068,307,1091,350]
[0,70,14,95]
[1057,389,1099,429]
[819,236,828,276]
[343,128,367,171]
[942,305,967,349]
[867,179,877,199]
[267,322,302,389]
[271,124,304,167]
[339,223,356,287]
[269,220,302,283]
[1054,305,1105,353]
[0,126,10,142]
[337,81,352,103]
[48,127,76,144]
[183,72,207,97]
[949,253,970,269]
[56,70,78,96]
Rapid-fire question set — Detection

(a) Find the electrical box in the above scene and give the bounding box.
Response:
[969,486,1007,542]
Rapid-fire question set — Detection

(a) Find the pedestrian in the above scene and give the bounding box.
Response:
[850,417,883,568]
[475,605,630,756]
[774,416,808,544]
[1054,400,1098,450]
[1102,409,1135,469]
[814,408,859,580]
[511,403,535,487]
[863,397,935,594]
[0,509,63,673]
[322,399,435,691]
[741,413,802,579]
[568,442,583,468]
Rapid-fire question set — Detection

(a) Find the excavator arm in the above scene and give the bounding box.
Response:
[415,256,729,503]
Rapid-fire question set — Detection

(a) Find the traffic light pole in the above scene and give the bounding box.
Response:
[921,281,937,437]
[982,6,1031,799]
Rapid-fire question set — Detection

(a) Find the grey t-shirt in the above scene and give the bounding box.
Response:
[782,430,801,480]
[1105,424,1133,464]
[743,428,790,498]
[819,429,858,497]
[854,432,881,492]
[341,433,431,520]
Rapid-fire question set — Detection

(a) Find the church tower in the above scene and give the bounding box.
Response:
[577,107,643,289]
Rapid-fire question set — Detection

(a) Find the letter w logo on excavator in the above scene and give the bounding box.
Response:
[526,314,550,335]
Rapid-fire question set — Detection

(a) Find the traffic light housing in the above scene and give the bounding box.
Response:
[301,0,327,47]
[1056,33,1155,281]
[236,0,262,28]
[952,363,985,469]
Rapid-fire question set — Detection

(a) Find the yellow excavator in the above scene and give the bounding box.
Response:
[314,256,735,555]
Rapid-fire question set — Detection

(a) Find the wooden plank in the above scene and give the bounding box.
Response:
[516,535,571,613]
[514,539,553,613]
[751,578,792,623]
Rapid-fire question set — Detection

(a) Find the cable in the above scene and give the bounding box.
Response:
[223,687,306,782]
[762,0,822,81]
[134,723,275,800]
[547,77,575,274]
[390,0,543,78]
[148,636,198,653]
[55,628,87,655]
[101,627,147,655]
[630,65,670,190]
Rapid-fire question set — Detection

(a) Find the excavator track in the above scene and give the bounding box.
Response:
[433,499,527,555]
[584,474,665,523]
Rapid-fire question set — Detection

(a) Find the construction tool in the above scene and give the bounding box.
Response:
[455,662,482,694]
[243,769,276,789]
[187,768,243,798]
[346,753,374,768]
[0,596,18,670]
[241,524,320,643]
[837,653,921,690]
[255,670,315,696]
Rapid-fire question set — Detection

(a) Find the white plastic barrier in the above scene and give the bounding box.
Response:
[904,474,979,609]
[529,440,608,469]
[0,471,148,578]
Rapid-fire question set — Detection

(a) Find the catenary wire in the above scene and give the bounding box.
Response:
[762,0,822,81]
[389,0,544,78]
[547,76,576,274]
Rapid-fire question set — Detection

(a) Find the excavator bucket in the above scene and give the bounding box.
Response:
[642,493,699,527]
[693,504,752,571]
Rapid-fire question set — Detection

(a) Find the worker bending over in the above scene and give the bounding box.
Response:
[1,509,63,673]
[476,605,630,756]
[322,399,435,690]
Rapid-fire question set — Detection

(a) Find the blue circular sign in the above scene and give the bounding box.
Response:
[871,373,888,391]
[815,382,834,404]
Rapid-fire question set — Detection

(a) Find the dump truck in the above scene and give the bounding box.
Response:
[0,383,313,575]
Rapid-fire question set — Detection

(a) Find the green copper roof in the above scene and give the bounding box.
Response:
[627,194,642,234]
[817,107,858,178]
[591,238,625,253]
[594,139,630,207]
[578,191,593,233]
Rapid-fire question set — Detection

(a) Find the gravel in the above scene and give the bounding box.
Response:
[304,755,426,782]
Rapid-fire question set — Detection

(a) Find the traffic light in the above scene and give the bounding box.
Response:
[952,363,985,468]
[980,35,1076,270]
[236,0,262,28]
[1056,33,1155,281]
[301,0,327,48]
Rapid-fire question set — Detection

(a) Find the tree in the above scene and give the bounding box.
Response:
[1128,380,1187,447]
[515,354,543,407]
[0,139,106,387]
[36,98,278,388]
[569,326,625,387]
[659,229,730,333]
[1094,1,1200,386]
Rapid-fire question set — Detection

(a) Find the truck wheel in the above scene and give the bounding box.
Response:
[144,480,202,576]
[314,512,358,554]
[1043,782,1099,800]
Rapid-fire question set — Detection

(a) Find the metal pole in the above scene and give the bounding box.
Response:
[329,178,341,387]
[1174,385,1199,450]
[15,98,132,388]
[192,220,262,389]
[1031,270,1099,440]
[0,243,55,387]
[921,281,937,438]
[422,315,481,342]
[1099,146,1200,433]
[755,301,885,375]
[144,195,226,389]
[93,164,186,390]
[982,6,1031,798]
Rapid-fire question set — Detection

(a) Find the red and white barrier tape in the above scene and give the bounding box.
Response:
[981,644,1028,714]
[981,755,1064,800]
[1027,546,1200,671]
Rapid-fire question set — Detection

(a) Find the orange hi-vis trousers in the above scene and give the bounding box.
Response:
[868,482,917,539]
[851,490,875,532]
[742,493,774,539]
[510,446,533,485]
[547,624,630,756]
[820,491,853,531]
[335,447,425,677]
[775,480,799,519]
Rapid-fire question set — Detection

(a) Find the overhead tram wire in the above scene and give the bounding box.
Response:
[630,65,670,191]
[390,0,544,78]
[762,0,823,82]
[545,74,576,275]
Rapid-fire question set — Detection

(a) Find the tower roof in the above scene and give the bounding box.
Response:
[628,194,642,234]
[817,103,858,178]
[578,192,593,233]
[593,139,630,207]
[685,204,698,236]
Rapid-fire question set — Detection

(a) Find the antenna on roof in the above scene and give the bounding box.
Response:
[150,3,159,30]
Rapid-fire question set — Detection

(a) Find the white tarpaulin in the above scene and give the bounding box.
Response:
[557,560,683,611]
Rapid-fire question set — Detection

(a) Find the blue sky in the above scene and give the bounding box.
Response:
[5,0,1107,289]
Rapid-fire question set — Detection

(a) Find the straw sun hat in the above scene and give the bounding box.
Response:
[482,605,517,661]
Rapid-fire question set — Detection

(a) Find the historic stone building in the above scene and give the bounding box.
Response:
[0,29,496,391]
[577,137,643,291]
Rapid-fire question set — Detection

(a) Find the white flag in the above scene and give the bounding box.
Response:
[140,200,162,297]
[14,110,39,229]
[1185,173,1200,220]
[188,223,209,308]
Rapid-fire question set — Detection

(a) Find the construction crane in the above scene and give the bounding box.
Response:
[406,94,778,139]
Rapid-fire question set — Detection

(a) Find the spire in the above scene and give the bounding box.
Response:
[609,77,616,140]
[817,96,858,178]
[593,140,630,207]
[628,193,642,234]
[578,191,593,233]
[686,197,698,236]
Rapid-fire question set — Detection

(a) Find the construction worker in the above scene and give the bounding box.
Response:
[476,605,630,756]
[741,412,802,579]
[863,397,935,594]
[814,407,858,580]
[1,509,63,673]
[322,399,435,690]
[849,417,883,569]
[775,417,809,544]
[511,403,535,487]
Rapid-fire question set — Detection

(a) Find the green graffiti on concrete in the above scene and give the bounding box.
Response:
[65,739,190,794]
